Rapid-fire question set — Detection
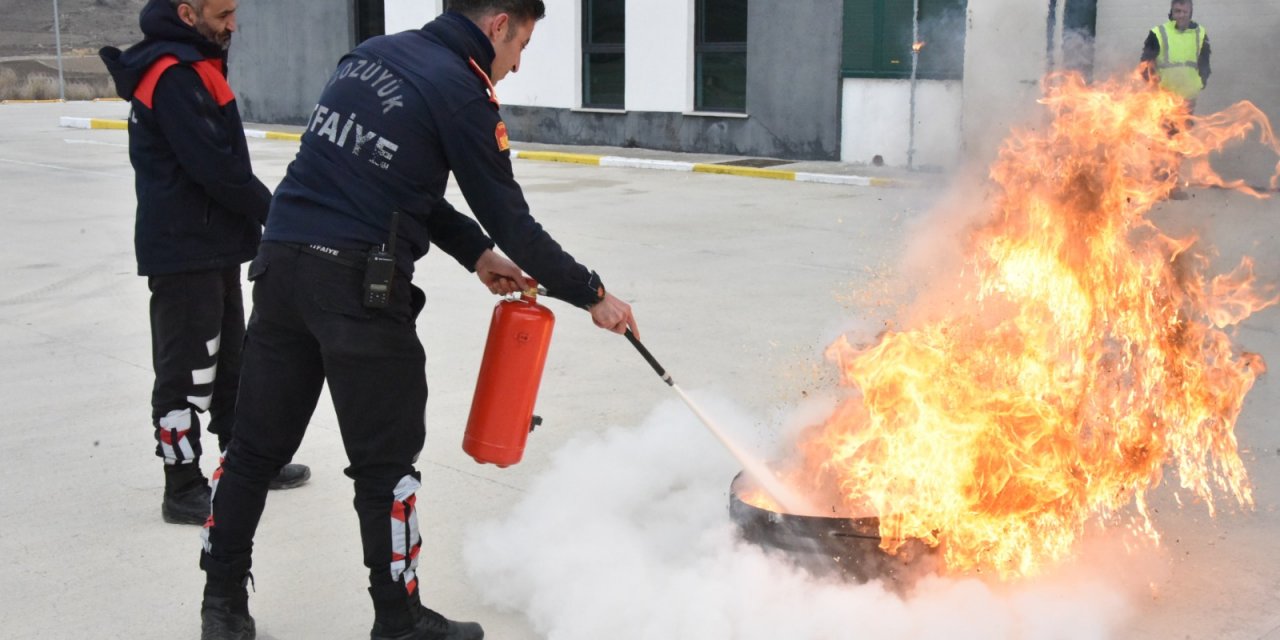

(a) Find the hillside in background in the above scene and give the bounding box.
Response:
[0,0,148,57]
[0,0,147,98]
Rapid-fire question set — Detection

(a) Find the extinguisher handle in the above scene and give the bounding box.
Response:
[625,329,673,386]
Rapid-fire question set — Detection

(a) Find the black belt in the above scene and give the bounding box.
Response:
[297,243,368,269]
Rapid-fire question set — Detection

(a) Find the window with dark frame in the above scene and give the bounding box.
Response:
[842,0,967,80]
[355,0,385,44]
[582,0,625,109]
[695,0,747,113]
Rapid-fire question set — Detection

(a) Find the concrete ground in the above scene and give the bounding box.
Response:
[1,101,1278,639]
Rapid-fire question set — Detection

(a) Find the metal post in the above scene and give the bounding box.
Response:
[1046,0,1059,74]
[53,0,66,101]
[907,0,920,170]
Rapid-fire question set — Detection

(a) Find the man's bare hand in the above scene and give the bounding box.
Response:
[589,292,638,337]
[474,249,530,295]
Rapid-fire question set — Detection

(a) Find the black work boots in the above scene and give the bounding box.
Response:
[368,583,483,640]
[162,462,211,524]
[370,603,484,640]
[162,461,312,525]
[268,462,312,490]
[200,556,255,640]
[200,595,255,640]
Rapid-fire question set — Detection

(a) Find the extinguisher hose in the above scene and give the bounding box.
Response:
[625,329,673,386]
[622,328,815,514]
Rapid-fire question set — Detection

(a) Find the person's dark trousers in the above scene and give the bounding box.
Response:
[201,243,428,616]
[149,266,245,465]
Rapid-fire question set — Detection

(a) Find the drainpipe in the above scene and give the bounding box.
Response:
[1046,0,1058,74]
[907,0,920,170]
[53,0,66,101]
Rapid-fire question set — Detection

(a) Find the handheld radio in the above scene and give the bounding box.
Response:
[362,211,399,309]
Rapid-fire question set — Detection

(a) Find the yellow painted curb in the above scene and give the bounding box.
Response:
[55,116,900,188]
[2,99,66,104]
[514,151,602,166]
[691,163,797,181]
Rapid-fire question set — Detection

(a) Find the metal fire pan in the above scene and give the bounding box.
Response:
[729,471,936,584]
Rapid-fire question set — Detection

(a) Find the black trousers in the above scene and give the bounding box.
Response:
[202,242,429,604]
[148,267,244,464]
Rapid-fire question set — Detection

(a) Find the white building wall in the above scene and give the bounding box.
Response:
[375,0,1280,174]
[384,0,582,109]
[839,0,1053,169]
[960,0,1051,167]
[385,0,443,33]
[385,1,697,113]
[625,0,693,112]
[840,79,963,168]
[496,0,579,108]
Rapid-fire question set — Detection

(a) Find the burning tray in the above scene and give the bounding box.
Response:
[728,472,938,584]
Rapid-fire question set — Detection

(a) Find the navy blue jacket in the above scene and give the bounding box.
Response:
[100,0,270,276]
[266,12,602,308]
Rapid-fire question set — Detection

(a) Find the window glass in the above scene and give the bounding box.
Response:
[700,0,748,44]
[695,0,747,112]
[696,51,747,112]
[582,0,625,108]
[588,0,626,44]
[585,52,626,108]
[841,0,876,73]
[355,0,385,44]
[841,0,967,80]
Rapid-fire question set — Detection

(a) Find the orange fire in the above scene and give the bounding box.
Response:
[912,41,926,53]
[780,71,1280,579]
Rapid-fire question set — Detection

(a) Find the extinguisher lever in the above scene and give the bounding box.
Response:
[625,329,673,386]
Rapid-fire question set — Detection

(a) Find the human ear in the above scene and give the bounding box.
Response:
[177,3,198,27]
[491,13,510,39]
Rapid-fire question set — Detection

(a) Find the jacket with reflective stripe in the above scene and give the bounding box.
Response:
[1151,20,1206,99]
[99,0,270,276]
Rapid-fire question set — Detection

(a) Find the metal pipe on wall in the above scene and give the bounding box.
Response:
[53,0,66,100]
[907,0,920,170]
[1046,0,1058,74]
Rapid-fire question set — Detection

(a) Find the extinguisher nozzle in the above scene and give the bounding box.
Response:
[625,329,674,386]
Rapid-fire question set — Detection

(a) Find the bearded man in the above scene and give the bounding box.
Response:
[100,0,311,527]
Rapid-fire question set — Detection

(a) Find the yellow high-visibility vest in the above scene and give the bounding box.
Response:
[1151,20,1206,100]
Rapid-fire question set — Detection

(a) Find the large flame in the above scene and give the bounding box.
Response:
[787,71,1280,580]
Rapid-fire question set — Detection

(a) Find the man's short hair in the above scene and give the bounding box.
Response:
[446,0,546,23]
[1170,0,1192,7]
[169,0,207,12]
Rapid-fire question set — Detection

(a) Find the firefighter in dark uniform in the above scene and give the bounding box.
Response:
[197,1,637,639]
[99,0,310,528]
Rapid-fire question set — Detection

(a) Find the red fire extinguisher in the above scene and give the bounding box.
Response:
[463,285,555,467]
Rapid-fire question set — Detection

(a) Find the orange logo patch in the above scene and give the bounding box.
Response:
[495,121,510,152]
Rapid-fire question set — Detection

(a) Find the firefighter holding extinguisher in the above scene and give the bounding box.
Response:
[196,2,636,639]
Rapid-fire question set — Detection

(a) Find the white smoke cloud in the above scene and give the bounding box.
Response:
[463,392,1146,640]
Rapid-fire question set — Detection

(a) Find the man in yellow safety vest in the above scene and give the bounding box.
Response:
[1141,0,1211,199]
[1141,0,1212,108]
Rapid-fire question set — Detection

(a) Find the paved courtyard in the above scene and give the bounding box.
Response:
[1,101,1278,639]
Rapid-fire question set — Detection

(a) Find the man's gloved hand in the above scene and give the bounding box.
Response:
[474,249,530,295]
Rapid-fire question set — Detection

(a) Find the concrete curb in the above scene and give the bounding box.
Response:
[61,116,127,130]
[58,116,900,187]
[1,98,125,105]
[509,149,898,187]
